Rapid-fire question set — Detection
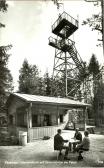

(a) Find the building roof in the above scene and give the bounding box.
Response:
[9,93,90,108]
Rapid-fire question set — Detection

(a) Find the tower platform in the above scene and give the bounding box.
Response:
[48,36,73,52]
[49,36,84,72]
[52,12,78,39]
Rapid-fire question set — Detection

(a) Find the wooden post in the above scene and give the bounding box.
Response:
[57,105,59,125]
[27,109,29,142]
[28,103,32,128]
[27,103,32,142]
[83,107,87,131]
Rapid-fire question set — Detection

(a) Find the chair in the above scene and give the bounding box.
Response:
[54,147,67,161]
[54,145,63,160]
[81,149,97,161]
[54,149,61,160]
[78,149,90,161]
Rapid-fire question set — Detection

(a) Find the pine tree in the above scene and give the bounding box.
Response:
[88,54,100,78]
[0,1,14,113]
[87,54,100,121]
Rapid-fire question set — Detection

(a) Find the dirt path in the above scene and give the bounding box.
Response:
[0,131,104,167]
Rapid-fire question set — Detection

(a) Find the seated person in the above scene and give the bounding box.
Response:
[73,128,82,151]
[74,128,82,142]
[75,130,90,160]
[54,129,69,158]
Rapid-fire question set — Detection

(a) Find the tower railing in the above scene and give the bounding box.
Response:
[52,11,78,33]
[49,36,75,51]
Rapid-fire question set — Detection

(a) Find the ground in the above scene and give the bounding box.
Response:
[0,130,104,168]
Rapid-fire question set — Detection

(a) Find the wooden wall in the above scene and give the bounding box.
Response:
[7,96,69,141]
[8,96,27,136]
[28,123,66,141]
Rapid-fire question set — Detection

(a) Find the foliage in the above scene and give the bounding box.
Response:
[43,71,51,96]
[50,74,77,98]
[88,54,100,77]
[0,45,13,108]
[82,1,102,44]
[84,54,100,101]
[18,59,40,94]
[69,55,100,103]
[18,61,54,96]
[0,0,8,28]
[0,0,8,12]
[51,76,65,97]
[82,13,102,34]
[0,1,14,113]
[18,59,75,97]
[93,81,104,124]
[86,54,101,120]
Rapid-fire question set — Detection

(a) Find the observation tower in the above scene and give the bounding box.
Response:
[48,11,85,98]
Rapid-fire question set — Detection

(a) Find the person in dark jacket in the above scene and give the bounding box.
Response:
[73,128,82,151]
[54,129,69,157]
[74,128,82,142]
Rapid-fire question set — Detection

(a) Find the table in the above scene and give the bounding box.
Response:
[65,138,80,152]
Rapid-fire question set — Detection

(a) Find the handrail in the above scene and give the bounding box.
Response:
[52,11,78,32]
[49,36,73,48]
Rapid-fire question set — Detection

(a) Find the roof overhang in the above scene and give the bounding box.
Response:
[7,92,91,109]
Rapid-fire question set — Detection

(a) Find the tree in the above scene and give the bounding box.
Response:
[88,54,100,77]
[37,77,46,96]
[0,1,14,113]
[43,71,51,96]
[18,59,40,94]
[50,74,76,98]
[6,70,14,92]
[88,54,100,97]
[82,12,102,34]
[92,80,104,125]
[87,54,100,120]
[82,1,103,45]
[0,0,8,28]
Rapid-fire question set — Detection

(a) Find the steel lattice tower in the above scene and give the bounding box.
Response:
[48,12,86,98]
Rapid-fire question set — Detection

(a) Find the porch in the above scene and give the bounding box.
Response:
[28,123,66,141]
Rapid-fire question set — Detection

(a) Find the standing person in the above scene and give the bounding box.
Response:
[54,129,69,159]
[75,130,90,160]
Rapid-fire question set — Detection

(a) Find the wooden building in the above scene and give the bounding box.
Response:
[7,93,90,142]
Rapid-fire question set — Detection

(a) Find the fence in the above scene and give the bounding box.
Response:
[29,123,66,141]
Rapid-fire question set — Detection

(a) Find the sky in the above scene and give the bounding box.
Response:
[0,0,103,91]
